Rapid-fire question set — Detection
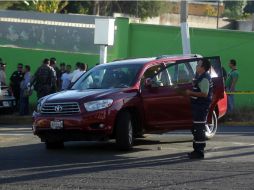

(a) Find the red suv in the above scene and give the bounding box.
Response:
[33,55,227,150]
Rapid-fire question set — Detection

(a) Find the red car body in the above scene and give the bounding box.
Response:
[33,55,227,150]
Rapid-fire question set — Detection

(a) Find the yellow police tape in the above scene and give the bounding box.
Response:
[226,91,254,95]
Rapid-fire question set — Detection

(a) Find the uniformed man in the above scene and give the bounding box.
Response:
[10,63,24,110]
[185,58,213,159]
[31,58,56,100]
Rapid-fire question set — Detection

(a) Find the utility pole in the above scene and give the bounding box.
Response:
[180,0,191,55]
[216,0,220,29]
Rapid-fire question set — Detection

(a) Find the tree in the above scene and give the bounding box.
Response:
[112,1,171,19]
[8,0,68,13]
[0,1,15,10]
[223,1,246,19]
[6,1,171,20]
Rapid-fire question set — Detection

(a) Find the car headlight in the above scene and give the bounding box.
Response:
[36,98,44,113]
[84,99,113,112]
[37,102,42,113]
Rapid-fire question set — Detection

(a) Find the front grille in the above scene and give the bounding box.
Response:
[41,102,80,114]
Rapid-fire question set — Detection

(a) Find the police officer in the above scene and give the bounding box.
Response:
[10,63,24,111]
[31,58,56,100]
[185,58,213,159]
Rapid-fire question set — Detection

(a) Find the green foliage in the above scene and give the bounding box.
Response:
[223,1,246,19]
[204,4,217,17]
[7,0,68,13]
[4,1,172,20]
[115,1,171,19]
[0,1,15,10]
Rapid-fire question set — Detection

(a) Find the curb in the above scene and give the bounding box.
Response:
[0,115,32,125]
[221,121,254,127]
[0,114,254,126]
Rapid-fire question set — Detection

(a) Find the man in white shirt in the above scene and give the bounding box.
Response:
[70,62,81,83]
[71,62,86,83]
[61,65,72,90]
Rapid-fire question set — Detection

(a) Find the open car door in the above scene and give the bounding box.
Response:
[177,56,225,115]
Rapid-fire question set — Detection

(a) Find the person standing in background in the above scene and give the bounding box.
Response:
[0,62,6,86]
[225,59,239,113]
[60,62,66,76]
[61,64,72,90]
[20,65,31,115]
[50,57,60,92]
[70,62,81,83]
[59,62,66,88]
[71,62,86,83]
[10,63,24,111]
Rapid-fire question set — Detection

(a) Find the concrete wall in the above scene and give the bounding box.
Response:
[0,10,110,53]
[237,20,254,32]
[143,14,232,29]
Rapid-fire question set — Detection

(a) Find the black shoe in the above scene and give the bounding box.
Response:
[188,151,204,159]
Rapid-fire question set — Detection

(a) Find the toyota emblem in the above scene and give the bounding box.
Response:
[54,105,63,112]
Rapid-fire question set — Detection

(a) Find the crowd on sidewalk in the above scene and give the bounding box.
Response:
[0,57,88,116]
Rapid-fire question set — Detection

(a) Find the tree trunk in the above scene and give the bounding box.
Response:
[93,1,100,15]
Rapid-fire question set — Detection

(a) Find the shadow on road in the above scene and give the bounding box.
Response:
[0,141,191,185]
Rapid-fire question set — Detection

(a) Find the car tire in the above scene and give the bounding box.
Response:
[45,141,64,149]
[115,111,134,150]
[205,111,218,140]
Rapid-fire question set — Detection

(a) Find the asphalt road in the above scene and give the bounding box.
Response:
[0,124,254,190]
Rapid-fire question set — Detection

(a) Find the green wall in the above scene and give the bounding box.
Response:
[112,19,254,107]
[1,17,254,107]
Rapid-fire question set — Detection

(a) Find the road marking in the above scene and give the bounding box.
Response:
[233,142,254,146]
[0,133,32,136]
[0,128,31,131]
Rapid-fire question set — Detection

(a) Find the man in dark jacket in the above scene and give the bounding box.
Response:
[31,59,56,100]
[185,58,213,159]
[10,63,24,110]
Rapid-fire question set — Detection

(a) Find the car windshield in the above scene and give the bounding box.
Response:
[71,64,142,90]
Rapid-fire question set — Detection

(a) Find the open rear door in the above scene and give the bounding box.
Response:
[205,56,225,99]
[204,56,225,121]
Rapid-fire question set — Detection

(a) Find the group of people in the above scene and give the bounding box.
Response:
[0,57,88,115]
[31,58,88,100]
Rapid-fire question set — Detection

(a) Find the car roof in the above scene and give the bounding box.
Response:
[99,57,156,66]
[96,54,202,67]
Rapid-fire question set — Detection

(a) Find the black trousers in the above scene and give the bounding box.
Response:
[191,103,209,153]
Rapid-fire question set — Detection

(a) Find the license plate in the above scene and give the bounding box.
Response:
[2,101,10,107]
[50,120,63,129]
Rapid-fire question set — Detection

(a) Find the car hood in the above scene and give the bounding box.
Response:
[44,89,123,102]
